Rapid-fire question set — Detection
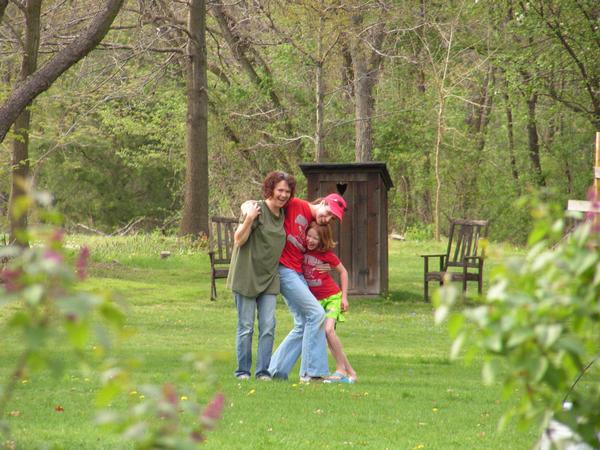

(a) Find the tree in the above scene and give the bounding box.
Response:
[418,4,459,240]
[0,0,125,240]
[0,0,7,22]
[180,0,209,237]
[525,0,600,130]
[348,6,387,162]
[255,0,342,162]
[8,0,41,243]
[0,0,125,143]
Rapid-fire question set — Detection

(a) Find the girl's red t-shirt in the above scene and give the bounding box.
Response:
[279,197,313,272]
[302,250,341,300]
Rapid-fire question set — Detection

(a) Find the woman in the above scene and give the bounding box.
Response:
[227,171,296,380]
[267,193,347,382]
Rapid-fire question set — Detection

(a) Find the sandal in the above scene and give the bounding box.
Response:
[326,371,347,381]
[324,375,355,384]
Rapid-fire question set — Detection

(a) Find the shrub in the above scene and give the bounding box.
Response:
[435,194,600,448]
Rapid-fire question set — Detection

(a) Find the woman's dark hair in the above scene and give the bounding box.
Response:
[262,171,296,199]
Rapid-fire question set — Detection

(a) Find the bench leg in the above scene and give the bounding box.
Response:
[424,280,429,302]
[211,276,217,301]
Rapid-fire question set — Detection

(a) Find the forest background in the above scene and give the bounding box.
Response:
[1,0,598,243]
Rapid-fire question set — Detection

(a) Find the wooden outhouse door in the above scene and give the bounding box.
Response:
[316,175,379,295]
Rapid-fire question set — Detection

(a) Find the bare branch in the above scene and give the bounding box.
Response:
[254,1,315,64]
[0,0,126,144]
[97,41,184,53]
[8,0,24,13]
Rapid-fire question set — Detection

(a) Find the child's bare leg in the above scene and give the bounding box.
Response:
[325,318,357,379]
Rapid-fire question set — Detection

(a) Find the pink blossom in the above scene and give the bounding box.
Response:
[586,187,600,232]
[65,313,78,322]
[190,430,205,443]
[50,229,65,243]
[0,269,22,292]
[76,246,90,280]
[200,392,224,429]
[43,249,64,264]
[162,383,178,406]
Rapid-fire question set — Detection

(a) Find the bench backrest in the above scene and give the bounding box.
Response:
[209,216,238,264]
[444,219,489,270]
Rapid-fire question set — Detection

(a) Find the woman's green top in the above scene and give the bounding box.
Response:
[226,201,285,298]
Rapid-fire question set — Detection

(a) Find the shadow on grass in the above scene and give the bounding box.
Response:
[385,289,424,303]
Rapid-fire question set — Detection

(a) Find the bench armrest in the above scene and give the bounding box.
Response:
[421,254,446,272]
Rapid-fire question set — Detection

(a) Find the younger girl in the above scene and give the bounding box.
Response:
[302,222,357,383]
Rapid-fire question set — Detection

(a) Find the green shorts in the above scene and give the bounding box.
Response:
[320,291,346,323]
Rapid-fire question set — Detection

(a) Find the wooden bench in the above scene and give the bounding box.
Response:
[421,219,489,301]
[208,216,238,300]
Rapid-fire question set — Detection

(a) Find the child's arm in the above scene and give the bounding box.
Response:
[234,202,261,247]
[334,262,349,312]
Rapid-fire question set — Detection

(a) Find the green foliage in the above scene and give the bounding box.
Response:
[2,0,597,242]
[96,354,224,449]
[0,192,222,449]
[404,223,435,241]
[435,196,600,447]
[31,76,186,231]
[0,191,126,440]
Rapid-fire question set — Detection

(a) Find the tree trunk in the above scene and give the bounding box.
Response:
[353,59,375,162]
[416,0,426,94]
[432,23,455,241]
[416,0,431,223]
[350,15,385,162]
[180,0,209,237]
[461,66,494,217]
[433,91,445,241]
[315,60,325,162]
[340,37,354,101]
[526,93,546,186]
[503,79,520,188]
[0,0,125,144]
[8,0,42,244]
[314,14,325,162]
[0,0,8,23]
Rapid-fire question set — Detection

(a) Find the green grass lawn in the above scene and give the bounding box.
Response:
[0,236,537,449]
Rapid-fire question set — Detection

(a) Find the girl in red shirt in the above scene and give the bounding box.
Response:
[303,222,357,383]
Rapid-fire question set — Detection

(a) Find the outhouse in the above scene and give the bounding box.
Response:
[299,162,393,296]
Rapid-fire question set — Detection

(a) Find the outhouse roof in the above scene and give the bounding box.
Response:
[299,162,393,190]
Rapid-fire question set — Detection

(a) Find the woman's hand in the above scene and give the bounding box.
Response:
[245,201,261,221]
[234,202,261,247]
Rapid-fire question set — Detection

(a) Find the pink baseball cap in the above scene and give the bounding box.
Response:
[324,193,347,221]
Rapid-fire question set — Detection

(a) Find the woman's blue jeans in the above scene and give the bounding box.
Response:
[234,292,276,378]
[268,265,329,379]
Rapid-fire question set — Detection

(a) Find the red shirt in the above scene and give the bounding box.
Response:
[279,198,313,272]
[302,250,341,300]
